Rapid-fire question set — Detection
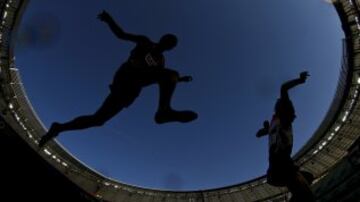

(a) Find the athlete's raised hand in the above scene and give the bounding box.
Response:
[299,71,310,83]
[97,10,112,22]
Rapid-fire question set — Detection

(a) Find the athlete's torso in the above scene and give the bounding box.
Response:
[111,37,166,89]
[269,115,293,157]
[125,37,165,69]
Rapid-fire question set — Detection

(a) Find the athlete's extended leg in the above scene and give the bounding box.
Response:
[39,94,125,147]
[287,171,315,202]
[138,68,197,124]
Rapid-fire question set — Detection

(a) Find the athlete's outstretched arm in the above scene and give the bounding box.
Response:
[97,10,146,43]
[281,71,309,99]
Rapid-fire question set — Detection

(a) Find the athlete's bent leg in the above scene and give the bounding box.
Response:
[152,68,197,124]
[130,67,197,124]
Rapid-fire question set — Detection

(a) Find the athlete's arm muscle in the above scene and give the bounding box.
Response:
[98,10,147,43]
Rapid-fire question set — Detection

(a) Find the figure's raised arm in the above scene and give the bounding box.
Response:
[97,10,147,43]
[280,71,309,99]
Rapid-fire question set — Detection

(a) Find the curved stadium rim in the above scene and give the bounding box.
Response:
[0,0,360,201]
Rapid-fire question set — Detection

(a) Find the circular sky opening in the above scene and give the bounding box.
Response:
[15,0,343,191]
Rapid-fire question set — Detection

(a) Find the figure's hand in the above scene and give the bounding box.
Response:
[256,120,270,138]
[299,71,310,83]
[179,76,193,83]
[97,10,111,22]
[263,120,270,130]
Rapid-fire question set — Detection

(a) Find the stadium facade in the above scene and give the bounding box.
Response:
[0,0,359,201]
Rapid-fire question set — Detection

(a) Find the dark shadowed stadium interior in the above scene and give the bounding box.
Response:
[1,0,360,201]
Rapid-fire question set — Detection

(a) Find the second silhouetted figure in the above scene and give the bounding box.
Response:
[256,71,315,202]
[39,10,198,147]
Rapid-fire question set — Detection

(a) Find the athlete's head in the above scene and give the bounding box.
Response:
[158,34,178,51]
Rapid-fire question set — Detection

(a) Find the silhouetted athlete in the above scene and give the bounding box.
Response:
[256,71,315,202]
[39,10,197,147]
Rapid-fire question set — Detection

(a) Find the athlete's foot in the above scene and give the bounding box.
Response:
[155,109,198,124]
[39,122,61,148]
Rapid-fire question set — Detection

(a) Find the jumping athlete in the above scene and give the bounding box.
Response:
[39,10,198,147]
[256,71,315,202]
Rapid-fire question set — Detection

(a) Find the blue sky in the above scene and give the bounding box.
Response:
[15,0,342,190]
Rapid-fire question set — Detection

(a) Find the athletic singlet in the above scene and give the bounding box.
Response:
[126,37,165,69]
[111,37,166,90]
[269,115,293,155]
